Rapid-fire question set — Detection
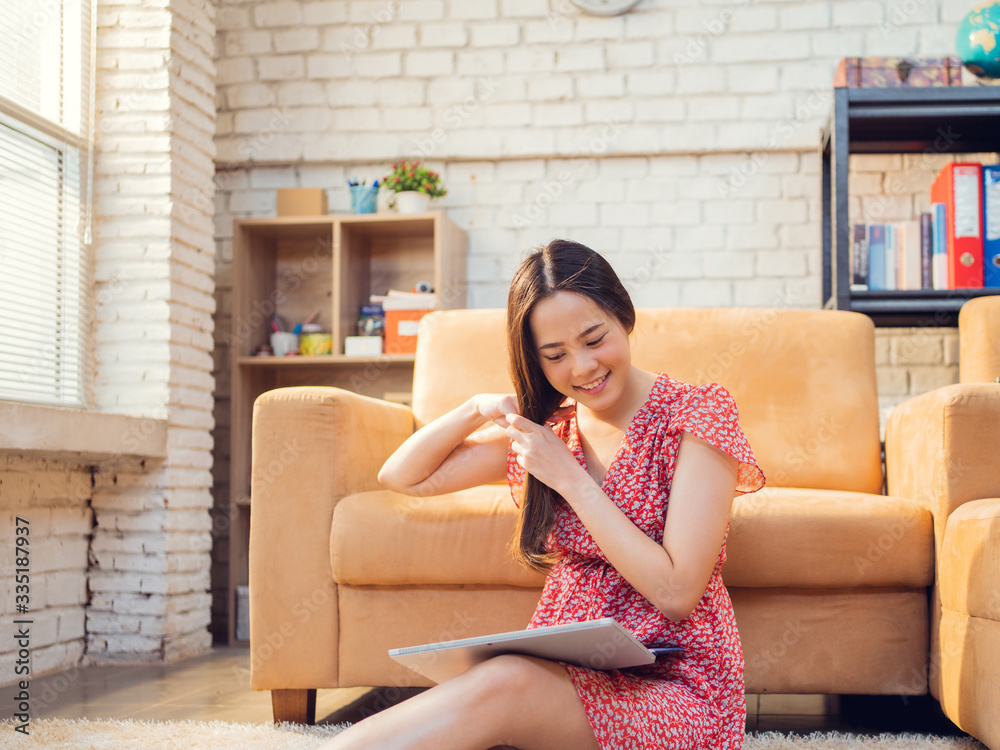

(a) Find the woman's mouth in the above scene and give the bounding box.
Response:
[576,372,609,394]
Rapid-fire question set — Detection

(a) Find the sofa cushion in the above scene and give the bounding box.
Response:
[333,485,933,590]
[725,487,934,588]
[331,486,546,588]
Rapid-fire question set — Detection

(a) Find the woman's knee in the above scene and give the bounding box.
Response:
[465,654,543,701]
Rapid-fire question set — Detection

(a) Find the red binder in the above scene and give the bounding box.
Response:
[930,163,984,288]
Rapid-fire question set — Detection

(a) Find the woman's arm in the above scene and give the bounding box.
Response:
[506,414,738,622]
[564,432,737,621]
[377,395,513,497]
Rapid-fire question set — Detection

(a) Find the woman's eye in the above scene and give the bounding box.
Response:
[587,334,607,347]
[545,354,565,362]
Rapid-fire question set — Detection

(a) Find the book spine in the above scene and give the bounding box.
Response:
[920,212,933,289]
[868,224,886,290]
[931,203,948,290]
[902,220,922,290]
[884,223,897,291]
[950,163,984,288]
[851,223,869,290]
[984,164,1000,288]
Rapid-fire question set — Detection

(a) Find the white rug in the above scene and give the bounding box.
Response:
[0,718,988,749]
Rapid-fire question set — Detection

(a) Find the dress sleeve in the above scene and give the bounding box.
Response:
[670,382,765,495]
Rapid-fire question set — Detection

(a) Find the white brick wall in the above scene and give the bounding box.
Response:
[0,458,92,682]
[209,0,990,635]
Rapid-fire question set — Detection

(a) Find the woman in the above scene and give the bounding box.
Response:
[321,240,765,750]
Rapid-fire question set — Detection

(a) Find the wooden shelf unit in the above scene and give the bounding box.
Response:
[227,210,467,644]
[820,86,1000,327]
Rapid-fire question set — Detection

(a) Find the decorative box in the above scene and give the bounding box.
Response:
[276,188,328,216]
[833,57,964,88]
[384,309,432,355]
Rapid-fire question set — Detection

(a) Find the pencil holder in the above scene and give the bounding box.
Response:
[350,184,378,214]
[270,332,299,356]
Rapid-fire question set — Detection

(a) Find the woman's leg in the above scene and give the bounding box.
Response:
[317,654,601,750]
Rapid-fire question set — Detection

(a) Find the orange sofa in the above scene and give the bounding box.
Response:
[248,306,1000,748]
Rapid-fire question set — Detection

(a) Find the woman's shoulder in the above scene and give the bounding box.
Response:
[648,374,738,418]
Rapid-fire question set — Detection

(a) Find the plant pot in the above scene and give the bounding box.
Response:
[394,191,431,214]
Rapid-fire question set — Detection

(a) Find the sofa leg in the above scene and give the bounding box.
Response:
[272,688,316,725]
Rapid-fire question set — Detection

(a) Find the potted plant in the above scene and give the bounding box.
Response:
[382,160,447,214]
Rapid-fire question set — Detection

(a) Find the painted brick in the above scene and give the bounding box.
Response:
[471,22,519,46]
[832,1,885,26]
[397,0,444,21]
[576,16,625,42]
[523,19,574,45]
[555,46,606,73]
[253,2,303,27]
[450,0,499,20]
[405,50,453,77]
[421,22,468,47]
[605,41,655,69]
[302,2,348,24]
[370,24,419,51]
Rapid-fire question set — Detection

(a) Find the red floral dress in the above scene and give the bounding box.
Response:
[506,372,765,750]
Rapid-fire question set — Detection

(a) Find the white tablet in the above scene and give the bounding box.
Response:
[388,617,681,684]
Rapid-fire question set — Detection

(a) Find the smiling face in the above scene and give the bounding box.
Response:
[528,290,633,408]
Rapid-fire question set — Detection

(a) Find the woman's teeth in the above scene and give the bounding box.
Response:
[579,373,607,390]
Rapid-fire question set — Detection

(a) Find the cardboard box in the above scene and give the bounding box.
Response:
[834,57,963,88]
[276,188,328,216]
[385,309,432,355]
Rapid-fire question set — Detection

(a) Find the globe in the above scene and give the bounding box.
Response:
[956,1,1000,79]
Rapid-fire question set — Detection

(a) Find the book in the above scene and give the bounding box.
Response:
[867,224,886,290]
[984,164,1000,289]
[931,203,948,290]
[388,617,683,685]
[850,223,869,290]
[919,212,933,289]
[930,162,984,288]
[901,220,922,291]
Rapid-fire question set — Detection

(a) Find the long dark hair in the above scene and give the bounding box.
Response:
[506,239,636,572]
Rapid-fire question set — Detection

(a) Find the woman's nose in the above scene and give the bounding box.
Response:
[570,349,598,378]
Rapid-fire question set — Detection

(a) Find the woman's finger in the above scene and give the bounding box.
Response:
[504,413,536,431]
[546,405,575,424]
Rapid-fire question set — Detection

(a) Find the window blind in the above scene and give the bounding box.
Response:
[0,0,94,407]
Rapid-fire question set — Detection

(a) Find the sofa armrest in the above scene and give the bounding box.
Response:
[939,497,1000,621]
[884,383,1000,552]
[935,497,1000,749]
[248,386,414,690]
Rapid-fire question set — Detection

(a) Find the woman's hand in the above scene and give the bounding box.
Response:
[505,412,585,496]
[474,394,575,429]
[474,393,520,429]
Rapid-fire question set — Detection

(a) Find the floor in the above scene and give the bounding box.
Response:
[8,645,971,737]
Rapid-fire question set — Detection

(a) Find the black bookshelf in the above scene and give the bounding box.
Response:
[820,86,1000,327]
